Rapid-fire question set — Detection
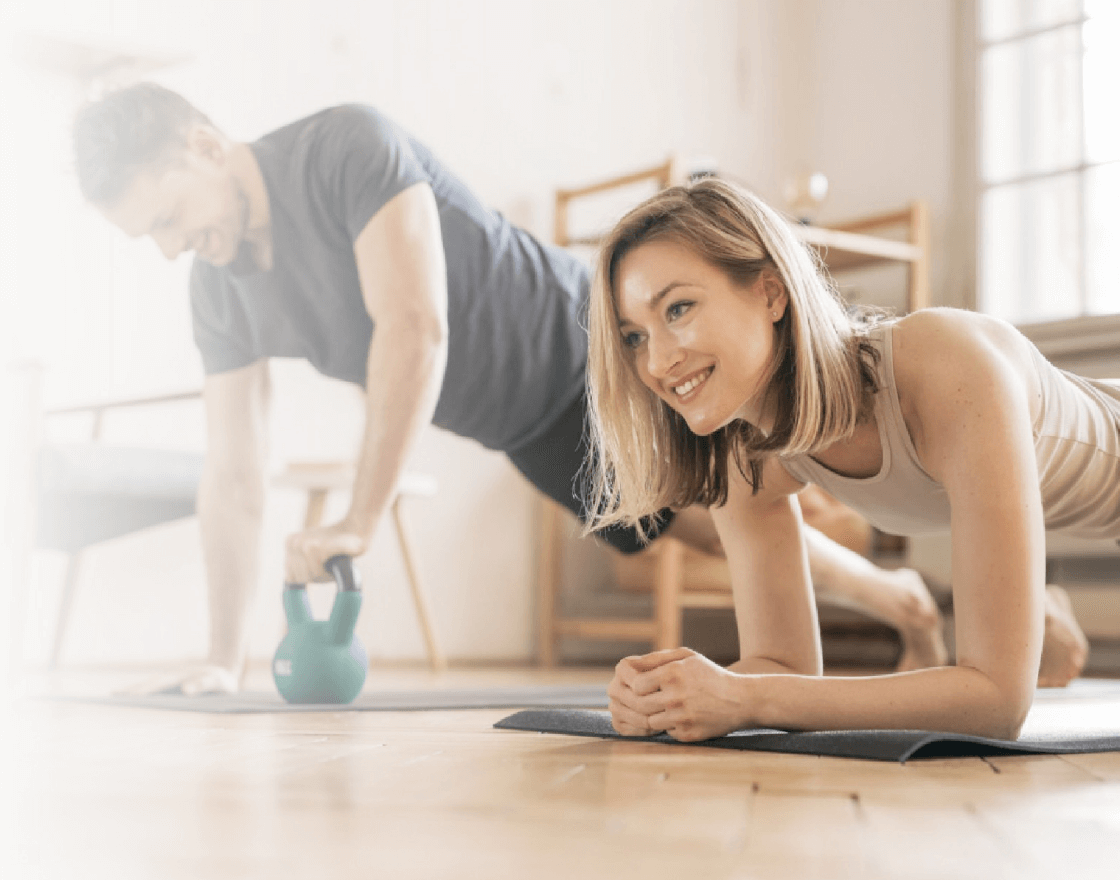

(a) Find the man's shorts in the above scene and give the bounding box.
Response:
[504,390,674,555]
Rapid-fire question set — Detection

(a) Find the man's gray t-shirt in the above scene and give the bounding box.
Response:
[190,105,589,452]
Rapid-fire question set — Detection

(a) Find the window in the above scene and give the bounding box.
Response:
[977,0,1120,323]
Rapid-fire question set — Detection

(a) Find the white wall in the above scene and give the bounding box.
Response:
[6,0,761,666]
[750,0,966,314]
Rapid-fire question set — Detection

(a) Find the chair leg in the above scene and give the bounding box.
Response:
[536,498,561,667]
[303,488,329,529]
[390,498,446,673]
[50,552,85,670]
[653,539,684,651]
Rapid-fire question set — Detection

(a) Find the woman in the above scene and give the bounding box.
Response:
[586,178,1105,742]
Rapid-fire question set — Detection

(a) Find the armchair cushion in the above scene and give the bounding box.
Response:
[36,444,204,552]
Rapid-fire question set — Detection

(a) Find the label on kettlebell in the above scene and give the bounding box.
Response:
[274,658,293,676]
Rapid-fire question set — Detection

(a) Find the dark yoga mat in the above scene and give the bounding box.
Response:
[494,679,1120,762]
[49,683,610,714]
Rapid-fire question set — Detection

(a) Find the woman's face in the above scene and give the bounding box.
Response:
[614,238,786,436]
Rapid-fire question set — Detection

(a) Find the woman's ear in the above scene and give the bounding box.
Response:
[761,271,789,322]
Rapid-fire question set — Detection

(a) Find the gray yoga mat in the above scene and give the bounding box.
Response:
[494,679,1120,763]
[48,683,610,713]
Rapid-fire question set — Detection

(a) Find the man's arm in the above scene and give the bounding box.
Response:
[283,182,448,583]
[122,360,270,696]
[198,360,271,680]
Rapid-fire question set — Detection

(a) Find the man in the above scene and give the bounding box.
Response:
[72,84,1080,694]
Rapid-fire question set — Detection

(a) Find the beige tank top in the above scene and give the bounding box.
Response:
[780,323,1120,539]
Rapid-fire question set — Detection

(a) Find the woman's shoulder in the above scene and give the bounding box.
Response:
[891,308,1036,410]
[892,307,1028,365]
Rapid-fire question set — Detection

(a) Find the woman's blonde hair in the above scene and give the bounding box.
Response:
[584,177,884,538]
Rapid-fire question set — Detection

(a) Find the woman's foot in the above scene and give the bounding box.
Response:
[886,568,950,672]
[1037,585,1089,687]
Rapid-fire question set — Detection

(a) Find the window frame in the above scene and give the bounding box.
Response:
[973,0,1120,330]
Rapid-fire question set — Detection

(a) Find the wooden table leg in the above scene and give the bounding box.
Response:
[303,489,328,529]
[391,497,446,673]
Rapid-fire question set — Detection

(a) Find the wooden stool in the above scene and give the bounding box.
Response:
[273,462,445,672]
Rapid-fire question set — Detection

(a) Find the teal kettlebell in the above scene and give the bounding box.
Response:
[273,554,368,704]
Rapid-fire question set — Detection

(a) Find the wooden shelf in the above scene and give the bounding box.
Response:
[795,224,924,273]
[553,160,930,313]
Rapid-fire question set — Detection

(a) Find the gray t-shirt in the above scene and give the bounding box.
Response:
[190,105,589,451]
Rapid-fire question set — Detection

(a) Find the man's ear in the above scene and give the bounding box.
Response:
[185,125,226,165]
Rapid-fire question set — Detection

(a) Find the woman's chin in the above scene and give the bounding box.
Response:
[681,409,724,437]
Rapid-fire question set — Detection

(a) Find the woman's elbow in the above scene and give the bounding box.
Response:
[984,678,1035,741]
[1000,692,1034,741]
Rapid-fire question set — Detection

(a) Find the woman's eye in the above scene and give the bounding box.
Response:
[666,301,692,321]
[622,331,644,350]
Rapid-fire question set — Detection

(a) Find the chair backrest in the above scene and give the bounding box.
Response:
[553,156,682,248]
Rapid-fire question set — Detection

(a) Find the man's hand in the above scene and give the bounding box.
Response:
[284,521,368,584]
[116,664,239,697]
[608,647,751,742]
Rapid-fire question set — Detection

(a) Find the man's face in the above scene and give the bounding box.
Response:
[101,134,248,267]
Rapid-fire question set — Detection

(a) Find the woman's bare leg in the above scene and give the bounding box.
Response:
[1037,585,1089,687]
[665,507,948,671]
[802,526,948,671]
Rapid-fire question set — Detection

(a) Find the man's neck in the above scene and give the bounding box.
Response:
[228,142,272,269]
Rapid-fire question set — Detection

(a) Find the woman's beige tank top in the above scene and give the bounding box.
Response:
[780,322,1120,539]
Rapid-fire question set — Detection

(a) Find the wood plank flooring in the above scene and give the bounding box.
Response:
[5,666,1119,880]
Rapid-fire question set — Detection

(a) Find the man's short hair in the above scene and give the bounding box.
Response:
[72,82,214,206]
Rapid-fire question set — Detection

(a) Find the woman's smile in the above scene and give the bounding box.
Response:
[669,366,713,401]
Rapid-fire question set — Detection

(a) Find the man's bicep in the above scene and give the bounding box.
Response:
[352,182,448,336]
[202,361,271,477]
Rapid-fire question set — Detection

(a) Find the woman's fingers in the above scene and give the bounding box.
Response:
[609,696,666,737]
[608,673,669,713]
[615,648,694,697]
[627,647,695,673]
[608,667,672,736]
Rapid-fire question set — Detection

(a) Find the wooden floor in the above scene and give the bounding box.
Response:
[6,665,1120,880]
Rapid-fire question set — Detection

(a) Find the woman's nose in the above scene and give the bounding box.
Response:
[646,331,683,378]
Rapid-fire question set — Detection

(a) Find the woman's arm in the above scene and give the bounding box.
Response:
[609,457,821,737]
[717,459,823,677]
[745,314,1043,740]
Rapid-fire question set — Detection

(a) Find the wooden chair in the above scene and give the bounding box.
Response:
[553,155,681,251]
[537,159,931,665]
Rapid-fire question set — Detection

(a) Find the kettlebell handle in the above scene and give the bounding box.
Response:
[284,554,362,593]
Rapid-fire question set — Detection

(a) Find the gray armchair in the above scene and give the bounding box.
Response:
[28,386,204,668]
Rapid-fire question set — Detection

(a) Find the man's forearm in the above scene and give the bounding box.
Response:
[197,466,265,673]
[344,322,447,537]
